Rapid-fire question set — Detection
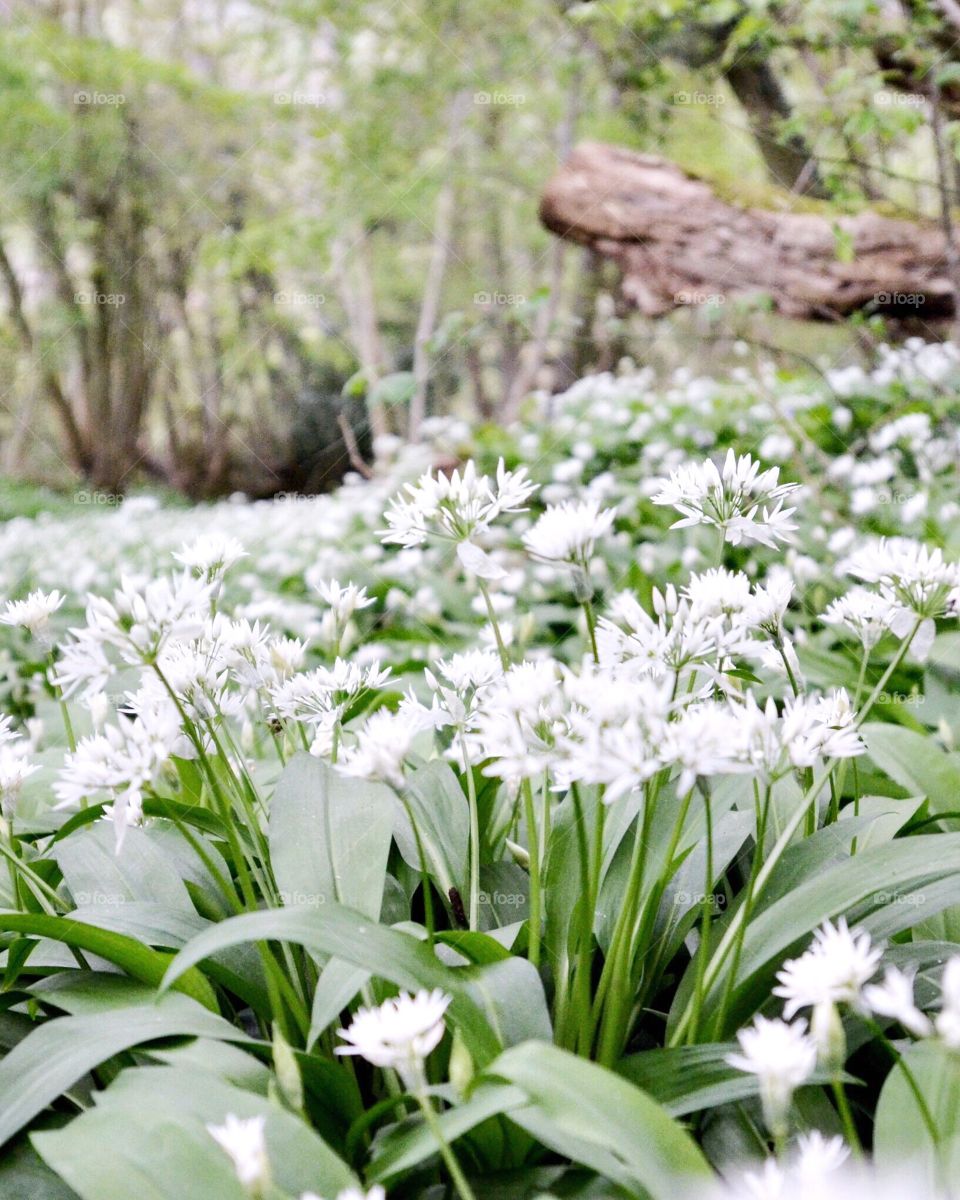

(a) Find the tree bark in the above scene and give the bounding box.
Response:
[539,142,954,320]
[723,61,829,198]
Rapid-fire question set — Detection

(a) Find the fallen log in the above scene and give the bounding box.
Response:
[539,142,954,320]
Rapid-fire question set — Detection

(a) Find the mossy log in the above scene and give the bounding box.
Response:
[539,142,954,320]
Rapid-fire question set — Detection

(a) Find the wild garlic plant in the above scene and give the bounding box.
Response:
[3,348,960,1198]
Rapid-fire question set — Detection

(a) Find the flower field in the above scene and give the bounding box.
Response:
[3,340,960,1199]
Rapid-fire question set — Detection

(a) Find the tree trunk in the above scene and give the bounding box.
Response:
[540,142,953,320]
[723,62,829,198]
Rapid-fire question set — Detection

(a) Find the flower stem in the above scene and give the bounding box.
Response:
[477,580,509,669]
[416,1091,477,1200]
[460,734,480,931]
[522,777,541,969]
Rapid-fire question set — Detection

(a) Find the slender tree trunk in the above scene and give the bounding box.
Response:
[409,93,468,441]
[723,61,829,197]
[929,78,960,342]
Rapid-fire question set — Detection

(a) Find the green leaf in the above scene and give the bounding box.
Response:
[34,1065,356,1200]
[0,912,217,1011]
[0,996,245,1149]
[269,752,394,918]
[369,1082,527,1182]
[875,1040,960,1189]
[697,834,960,1035]
[0,1137,80,1200]
[394,760,469,898]
[161,904,524,1065]
[485,1041,712,1198]
[53,823,193,912]
[863,724,960,828]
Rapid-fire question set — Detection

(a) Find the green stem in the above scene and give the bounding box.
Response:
[687,781,714,1044]
[416,1090,477,1200]
[477,579,509,669]
[397,788,435,944]
[854,619,921,729]
[581,596,600,664]
[831,1077,862,1158]
[595,782,657,1065]
[522,777,541,969]
[669,764,837,1047]
[461,734,480,932]
[713,784,770,1038]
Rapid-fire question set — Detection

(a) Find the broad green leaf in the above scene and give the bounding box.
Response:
[34,1065,356,1200]
[486,1041,712,1198]
[694,834,960,1036]
[0,1137,80,1200]
[161,903,524,1065]
[863,724,960,828]
[53,823,193,912]
[269,752,394,918]
[369,1082,527,1181]
[394,760,468,898]
[875,1040,960,1190]
[0,912,217,1011]
[0,996,245,1149]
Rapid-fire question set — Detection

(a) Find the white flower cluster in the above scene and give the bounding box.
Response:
[728,919,960,1157]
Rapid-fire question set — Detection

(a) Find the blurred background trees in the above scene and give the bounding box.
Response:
[0,0,958,496]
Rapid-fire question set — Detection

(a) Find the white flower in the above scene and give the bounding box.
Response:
[467,659,566,784]
[726,1016,817,1136]
[83,572,212,665]
[423,649,503,732]
[207,1113,269,1190]
[845,538,960,621]
[821,588,895,650]
[863,966,933,1038]
[793,1131,850,1182]
[336,988,451,1088]
[311,577,374,623]
[0,589,64,636]
[270,660,390,728]
[53,632,114,700]
[380,458,536,548]
[54,705,184,853]
[936,956,960,1046]
[0,744,39,820]
[337,704,433,787]
[775,920,882,1018]
[173,535,247,583]
[522,499,615,565]
[652,450,800,548]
